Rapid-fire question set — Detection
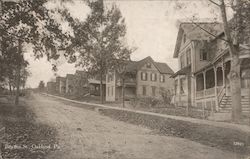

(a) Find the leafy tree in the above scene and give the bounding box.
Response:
[64,0,134,103]
[0,0,71,105]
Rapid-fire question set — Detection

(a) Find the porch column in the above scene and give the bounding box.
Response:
[214,67,219,111]
[203,71,206,109]
[178,76,181,106]
[222,62,226,88]
[203,71,206,95]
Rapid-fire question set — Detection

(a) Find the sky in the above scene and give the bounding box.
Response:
[25,0,220,88]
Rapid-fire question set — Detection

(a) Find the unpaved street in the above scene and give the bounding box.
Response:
[25,94,237,159]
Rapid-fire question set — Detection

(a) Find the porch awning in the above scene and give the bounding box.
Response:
[170,65,191,78]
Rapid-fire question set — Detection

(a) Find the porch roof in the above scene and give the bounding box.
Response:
[170,65,191,78]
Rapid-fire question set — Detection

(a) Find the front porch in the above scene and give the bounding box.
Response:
[195,59,250,111]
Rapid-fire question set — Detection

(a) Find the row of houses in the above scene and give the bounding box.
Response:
[46,56,175,101]
[46,71,105,98]
[47,21,250,111]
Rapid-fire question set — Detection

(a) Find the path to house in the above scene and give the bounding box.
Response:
[25,93,239,159]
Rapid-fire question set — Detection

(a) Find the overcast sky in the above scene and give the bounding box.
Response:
[25,0,220,88]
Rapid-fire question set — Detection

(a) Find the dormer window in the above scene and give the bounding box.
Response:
[146,63,151,68]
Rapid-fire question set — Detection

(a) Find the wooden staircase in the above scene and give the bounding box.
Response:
[219,95,250,113]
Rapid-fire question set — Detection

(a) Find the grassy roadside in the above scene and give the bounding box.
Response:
[0,96,58,159]
[99,109,250,157]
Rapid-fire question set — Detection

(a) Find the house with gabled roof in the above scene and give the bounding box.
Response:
[172,22,250,114]
[106,56,174,101]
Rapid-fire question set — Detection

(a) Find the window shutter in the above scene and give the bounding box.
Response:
[141,72,143,80]
[145,73,148,81]
[150,73,152,81]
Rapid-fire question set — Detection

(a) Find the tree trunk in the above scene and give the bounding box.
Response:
[100,71,104,104]
[230,55,242,122]
[15,39,22,106]
[9,82,12,95]
[15,66,21,105]
[219,0,242,122]
[122,78,125,108]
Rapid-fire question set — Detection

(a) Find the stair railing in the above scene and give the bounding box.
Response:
[218,86,226,106]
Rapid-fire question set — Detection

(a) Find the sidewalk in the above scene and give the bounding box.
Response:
[43,93,250,134]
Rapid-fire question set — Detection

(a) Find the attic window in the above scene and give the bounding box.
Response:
[200,49,208,61]
[146,63,151,68]
[183,34,186,43]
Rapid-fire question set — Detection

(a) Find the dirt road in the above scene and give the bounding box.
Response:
[25,94,238,159]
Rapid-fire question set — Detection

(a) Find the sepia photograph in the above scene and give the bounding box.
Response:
[0,0,250,158]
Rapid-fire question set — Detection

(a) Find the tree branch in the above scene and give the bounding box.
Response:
[208,0,221,6]
[191,21,228,42]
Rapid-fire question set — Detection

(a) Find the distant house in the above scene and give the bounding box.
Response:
[172,22,250,112]
[106,56,174,102]
[59,77,66,94]
[55,77,61,94]
[74,70,89,96]
[88,75,106,97]
[46,81,56,94]
[65,74,76,95]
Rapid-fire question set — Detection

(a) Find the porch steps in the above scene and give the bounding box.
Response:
[219,96,250,113]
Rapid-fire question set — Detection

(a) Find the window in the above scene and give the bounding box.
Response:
[183,34,186,43]
[186,48,191,65]
[107,74,113,83]
[151,73,157,81]
[241,79,248,88]
[205,69,215,89]
[180,78,185,94]
[142,86,147,96]
[216,67,223,86]
[141,72,148,81]
[146,63,151,68]
[152,86,156,96]
[196,73,204,91]
[180,54,185,69]
[111,86,114,96]
[160,74,165,83]
[200,49,208,61]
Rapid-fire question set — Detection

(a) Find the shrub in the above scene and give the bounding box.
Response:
[129,97,162,108]
[160,89,173,105]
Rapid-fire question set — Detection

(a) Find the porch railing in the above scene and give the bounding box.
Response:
[196,87,216,99]
[196,90,204,99]
[205,87,215,96]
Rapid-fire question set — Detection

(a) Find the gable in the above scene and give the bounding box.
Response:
[173,22,223,58]
[141,61,158,71]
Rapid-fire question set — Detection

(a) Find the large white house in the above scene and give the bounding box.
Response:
[172,22,250,113]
